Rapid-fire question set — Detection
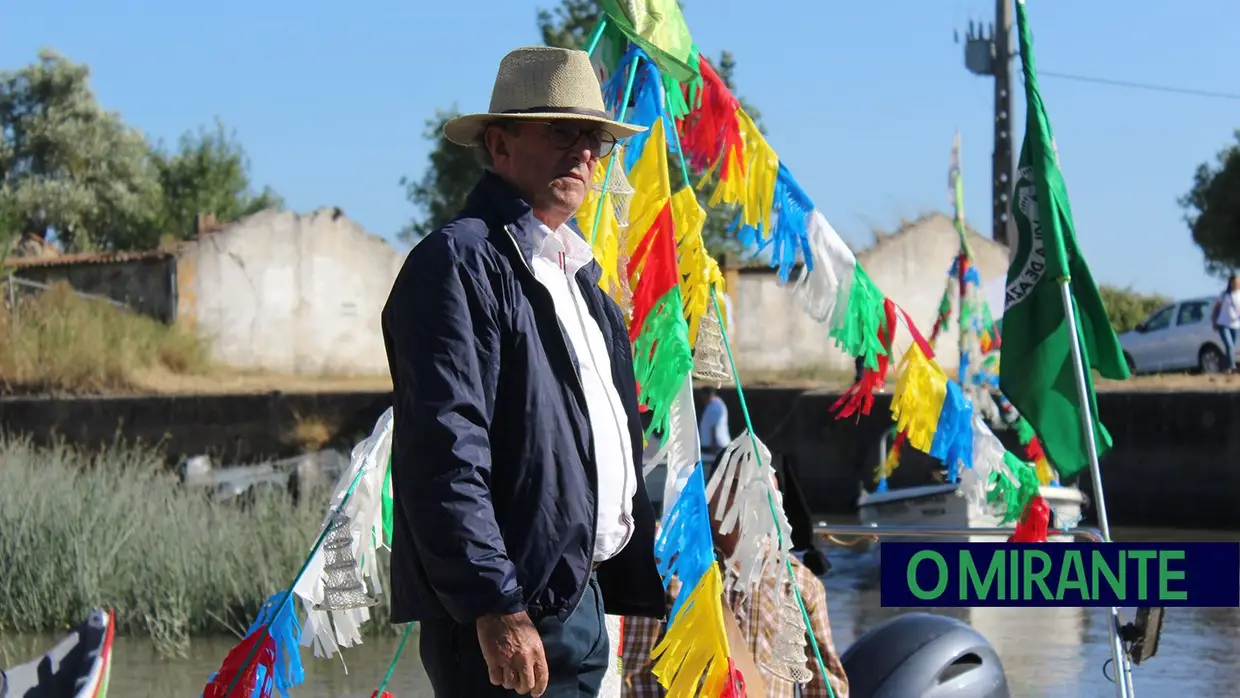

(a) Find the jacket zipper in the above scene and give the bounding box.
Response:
[503,225,598,616]
[562,262,635,555]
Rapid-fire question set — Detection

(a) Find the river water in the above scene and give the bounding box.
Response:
[2,527,1235,697]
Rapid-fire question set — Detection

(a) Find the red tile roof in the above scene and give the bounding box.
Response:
[4,248,177,270]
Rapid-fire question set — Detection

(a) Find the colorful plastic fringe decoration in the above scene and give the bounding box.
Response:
[659,83,1049,527]
[864,136,1061,510]
[591,39,742,697]
[293,409,393,658]
[202,592,305,698]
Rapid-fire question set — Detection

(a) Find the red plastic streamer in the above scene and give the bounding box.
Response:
[676,56,743,178]
[832,298,899,419]
[1008,495,1051,543]
[202,630,276,698]
[719,658,748,698]
[626,202,679,341]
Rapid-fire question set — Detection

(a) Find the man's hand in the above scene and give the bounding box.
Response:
[476,611,548,696]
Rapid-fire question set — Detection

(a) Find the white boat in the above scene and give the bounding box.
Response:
[856,482,1088,544]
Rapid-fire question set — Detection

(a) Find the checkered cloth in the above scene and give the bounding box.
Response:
[620,556,849,698]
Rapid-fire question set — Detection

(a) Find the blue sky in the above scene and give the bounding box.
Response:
[4,0,1237,300]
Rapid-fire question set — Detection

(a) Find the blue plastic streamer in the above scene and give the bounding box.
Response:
[653,464,716,622]
[736,163,815,282]
[243,592,306,698]
[600,46,679,172]
[928,381,974,483]
[962,266,981,286]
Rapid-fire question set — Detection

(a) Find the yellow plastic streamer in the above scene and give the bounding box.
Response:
[580,167,623,299]
[700,108,777,237]
[650,564,732,698]
[1034,456,1055,486]
[671,186,723,347]
[734,109,778,234]
[625,119,674,268]
[877,440,902,482]
[891,344,948,453]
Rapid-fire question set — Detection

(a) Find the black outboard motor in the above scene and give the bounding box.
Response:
[841,612,1011,698]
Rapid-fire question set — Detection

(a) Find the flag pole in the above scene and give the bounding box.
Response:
[1056,276,1136,698]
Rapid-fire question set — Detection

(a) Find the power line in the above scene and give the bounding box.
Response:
[1037,70,1240,101]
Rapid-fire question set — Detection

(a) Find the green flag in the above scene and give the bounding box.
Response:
[999,0,1130,480]
[597,0,699,83]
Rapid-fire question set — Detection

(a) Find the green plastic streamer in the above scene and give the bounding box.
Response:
[381,456,394,545]
[633,286,695,439]
[988,452,1043,524]
[828,265,888,370]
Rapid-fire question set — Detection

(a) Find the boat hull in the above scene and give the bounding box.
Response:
[0,608,115,698]
[856,483,1086,545]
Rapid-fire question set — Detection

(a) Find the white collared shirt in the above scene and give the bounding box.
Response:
[530,223,636,563]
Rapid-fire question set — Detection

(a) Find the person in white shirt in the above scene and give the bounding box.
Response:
[1211,274,1240,373]
[383,47,665,697]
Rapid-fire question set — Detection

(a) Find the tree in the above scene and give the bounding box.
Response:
[0,49,280,254]
[398,108,483,243]
[1099,284,1171,334]
[400,0,768,258]
[1179,130,1240,278]
[150,118,283,243]
[0,49,162,253]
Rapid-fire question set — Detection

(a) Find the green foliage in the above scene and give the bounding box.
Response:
[0,49,162,252]
[537,0,601,48]
[1099,284,1172,334]
[1179,130,1240,278]
[398,108,484,244]
[400,0,767,261]
[149,118,284,243]
[0,49,281,254]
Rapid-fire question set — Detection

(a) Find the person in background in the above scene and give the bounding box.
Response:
[699,386,732,464]
[382,46,666,697]
[1211,273,1240,373]
[620,456,850,698]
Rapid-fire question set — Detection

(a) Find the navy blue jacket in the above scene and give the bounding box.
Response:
[382,171,667,625]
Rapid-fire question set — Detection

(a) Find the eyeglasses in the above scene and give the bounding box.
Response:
[534,121,618,158]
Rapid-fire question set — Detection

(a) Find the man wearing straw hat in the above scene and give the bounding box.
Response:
[382,46,667,697]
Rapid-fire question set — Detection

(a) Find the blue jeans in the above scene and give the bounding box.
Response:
[1219,327,1238,370]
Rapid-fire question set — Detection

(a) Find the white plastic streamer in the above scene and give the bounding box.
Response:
[793,210,856,331]
[703,432,794,599]
[294,408,393,659]
[647,375,702,518]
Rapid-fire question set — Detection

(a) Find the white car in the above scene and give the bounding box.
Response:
[1119,296,1233,374]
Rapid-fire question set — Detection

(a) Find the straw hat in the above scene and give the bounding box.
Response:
[443,46,647,146]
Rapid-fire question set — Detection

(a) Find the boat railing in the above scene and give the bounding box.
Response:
[813,522,1103,544]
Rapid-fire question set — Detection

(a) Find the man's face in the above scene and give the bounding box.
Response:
[486,119,611,219]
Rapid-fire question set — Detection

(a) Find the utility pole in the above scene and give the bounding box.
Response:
[958,0,1015,247]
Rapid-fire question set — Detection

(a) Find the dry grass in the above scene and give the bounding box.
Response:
[126,368,393,396]
[0,437,364,655]
[285,411,339,452]
[0,282,211,395]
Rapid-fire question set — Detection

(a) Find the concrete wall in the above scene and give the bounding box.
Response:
[729,213,1009,375]
[176,208,406,375]
[13,255,177,322]
[3,388,1237,530]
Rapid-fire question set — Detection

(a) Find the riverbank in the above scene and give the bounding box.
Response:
[0,437,394,656]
